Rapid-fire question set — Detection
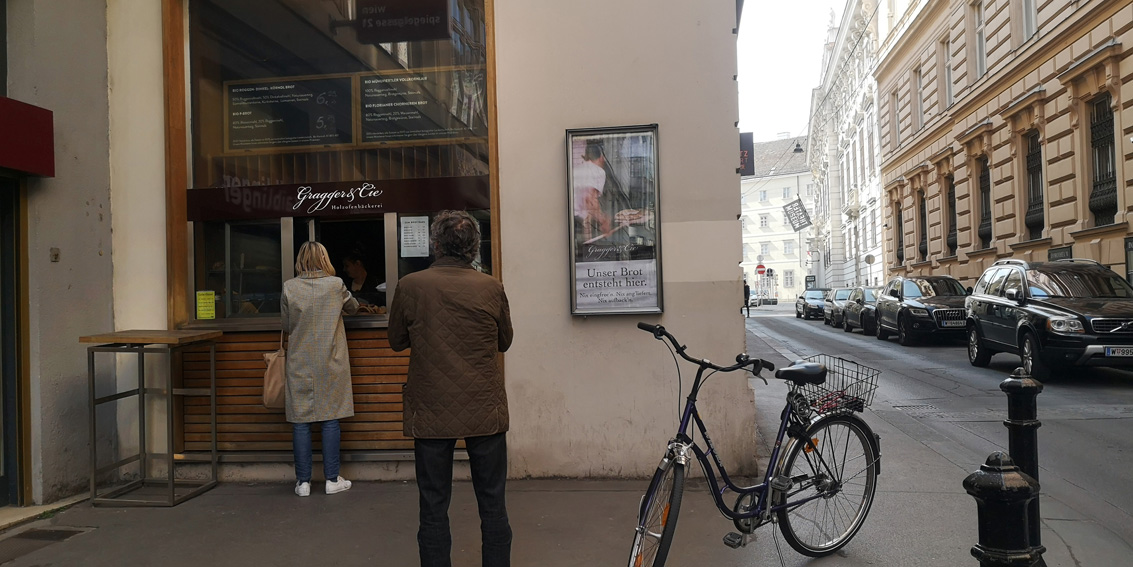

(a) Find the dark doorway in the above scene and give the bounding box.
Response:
[0,177,23,506]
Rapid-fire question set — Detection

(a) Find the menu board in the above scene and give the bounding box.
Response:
[226,77,354,150]
[360,68,487,143]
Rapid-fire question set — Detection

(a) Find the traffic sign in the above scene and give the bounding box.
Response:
[756,264,766,275]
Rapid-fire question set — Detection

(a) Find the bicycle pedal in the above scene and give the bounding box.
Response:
[723,532,746,549]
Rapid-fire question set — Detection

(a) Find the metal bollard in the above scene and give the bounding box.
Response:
[1000,367,1043,554]
[964,452,1046,567]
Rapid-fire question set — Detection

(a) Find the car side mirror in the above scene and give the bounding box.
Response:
[966,286,974,295]
[1005,288,1024,303]
[856,298,864,305]
[889,289,901,299]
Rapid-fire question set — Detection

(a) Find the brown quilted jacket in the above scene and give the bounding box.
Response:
[388,257,513,439]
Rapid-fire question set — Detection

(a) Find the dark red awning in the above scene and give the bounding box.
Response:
[0,96,55,177]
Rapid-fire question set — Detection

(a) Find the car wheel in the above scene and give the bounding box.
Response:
[968,326,992,367]
[897,314,916,346]
[1021,333,1051,381]
[796,308,802,319]
[843,317,853,332]
[876,317,890,340]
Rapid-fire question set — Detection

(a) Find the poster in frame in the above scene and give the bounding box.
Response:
[567,124,662,315]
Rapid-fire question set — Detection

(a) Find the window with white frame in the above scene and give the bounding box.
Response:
[784,270,795,288]
[759,189,768,202]
[1023,0,1037,40]
[759,214,769,228]
[783,187,791,199]
[760,242,770,256]
[805,183,814,197]
[941,35,953,107]
[913,68,924,131]
[891,91,901,146]
[974,1,987,78]
[784,240,795,255]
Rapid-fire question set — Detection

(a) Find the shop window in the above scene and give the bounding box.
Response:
[185,0,493,320]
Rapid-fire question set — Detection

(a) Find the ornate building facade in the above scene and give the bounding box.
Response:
[876,0,1133,285]
[808,1,887,288]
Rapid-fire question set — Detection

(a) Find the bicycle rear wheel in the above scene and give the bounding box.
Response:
[775,415,878,557]
[627,458,685,567]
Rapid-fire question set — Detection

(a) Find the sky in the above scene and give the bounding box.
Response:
[737,0,844,143]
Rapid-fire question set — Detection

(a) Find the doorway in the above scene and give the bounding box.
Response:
[0,178,23,506]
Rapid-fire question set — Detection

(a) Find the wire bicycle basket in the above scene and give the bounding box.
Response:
[792,354,880,414]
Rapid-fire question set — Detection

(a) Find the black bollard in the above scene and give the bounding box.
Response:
[1000,367,1044,558]
[964,452,1046,567]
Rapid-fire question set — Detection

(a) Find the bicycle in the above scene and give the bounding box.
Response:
[628,323,881,567]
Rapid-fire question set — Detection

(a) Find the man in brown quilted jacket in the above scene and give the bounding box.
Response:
[388,210,514,567]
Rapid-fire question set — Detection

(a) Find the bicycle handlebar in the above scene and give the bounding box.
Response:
[637,322,774,374]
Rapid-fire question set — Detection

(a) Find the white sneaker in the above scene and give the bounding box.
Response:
[295,481,310,497]
[326,476,352,495]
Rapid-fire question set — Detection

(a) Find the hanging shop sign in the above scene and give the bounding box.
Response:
[0,97,55,177]
[567,124,662,315]
[739,132,754,176]
[355,0,452,44]
[187,176,490,221]
[224,76,354,151]
[783,198,813,232]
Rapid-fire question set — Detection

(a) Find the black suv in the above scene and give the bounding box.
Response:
[875,275,968,346]
[796,288,830,320]
[965,258,1133,380]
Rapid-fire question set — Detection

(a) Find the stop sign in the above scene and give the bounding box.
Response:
[756,264,766,275]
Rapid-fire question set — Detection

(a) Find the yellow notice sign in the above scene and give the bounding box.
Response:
[196,291,216,320]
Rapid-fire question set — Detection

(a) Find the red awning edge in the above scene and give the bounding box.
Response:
[0,96,55,177]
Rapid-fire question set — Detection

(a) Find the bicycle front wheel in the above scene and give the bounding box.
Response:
[775,415,878,557]
[627,458,685,567]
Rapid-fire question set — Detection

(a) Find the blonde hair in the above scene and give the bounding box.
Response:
[295,241,335,276]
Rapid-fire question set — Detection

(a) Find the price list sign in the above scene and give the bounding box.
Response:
[360,69,487,143]
[225,77,353,151]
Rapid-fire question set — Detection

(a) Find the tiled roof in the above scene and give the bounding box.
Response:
[748,136,808,178]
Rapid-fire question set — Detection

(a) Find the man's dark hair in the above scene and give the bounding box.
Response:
[431,210,481,263]
[582,140,605,162]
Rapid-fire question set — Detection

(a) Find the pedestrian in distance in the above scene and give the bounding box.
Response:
[388,210,515,567]
[280,241,359,497]
[743,282,751,317]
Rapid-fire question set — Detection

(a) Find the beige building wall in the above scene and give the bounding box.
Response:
[495,0,753,476]
[876,0,1133,285]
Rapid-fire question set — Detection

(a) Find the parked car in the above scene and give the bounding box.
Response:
[795,288,831,320]
[875,275,968,345]
[823,288,854,327]
[843,286,881,335]
[965,258,1133,380]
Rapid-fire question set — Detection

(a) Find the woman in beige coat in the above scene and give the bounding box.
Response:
[280,241,358,497]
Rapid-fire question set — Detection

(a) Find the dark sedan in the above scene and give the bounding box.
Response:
[795,288,830,320]
[875,275,968,346]
[824,287,854,327]
[842,287,881,335]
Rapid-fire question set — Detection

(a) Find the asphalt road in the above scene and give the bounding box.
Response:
[746,303,1133,551]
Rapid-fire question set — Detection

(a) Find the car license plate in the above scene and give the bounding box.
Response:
[941,320,964,328]
[1105,347,1133,357]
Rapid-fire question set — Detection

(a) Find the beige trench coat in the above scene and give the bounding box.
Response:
[280,271,359,423]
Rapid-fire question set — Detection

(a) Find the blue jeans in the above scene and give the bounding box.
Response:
[292,419,341,483]
[415,432,511,567]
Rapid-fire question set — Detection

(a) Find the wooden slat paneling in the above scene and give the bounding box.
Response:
[177,328,409,453]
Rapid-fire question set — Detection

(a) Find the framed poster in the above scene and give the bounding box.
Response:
[567,124,662,315]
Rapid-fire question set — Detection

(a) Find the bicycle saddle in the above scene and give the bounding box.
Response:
[775,361,827,385]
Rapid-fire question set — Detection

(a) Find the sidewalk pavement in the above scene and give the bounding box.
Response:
[0,308,1109,566]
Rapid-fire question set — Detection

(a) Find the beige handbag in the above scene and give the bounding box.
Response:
[262,331,286,410]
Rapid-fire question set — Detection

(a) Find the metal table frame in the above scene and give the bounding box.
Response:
[85,335,218,507]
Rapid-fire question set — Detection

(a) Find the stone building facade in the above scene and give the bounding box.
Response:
[877,0,1133,285]
[808,1,886,289]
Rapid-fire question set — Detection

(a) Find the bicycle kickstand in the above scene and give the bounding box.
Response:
[722,531,754,549]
